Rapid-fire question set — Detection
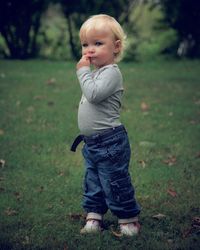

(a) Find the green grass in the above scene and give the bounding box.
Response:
[0,59,200,250]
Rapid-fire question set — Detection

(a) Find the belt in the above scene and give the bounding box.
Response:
[70,125,125,152]
[70,135,84,152]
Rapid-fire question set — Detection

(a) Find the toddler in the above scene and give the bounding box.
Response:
[71,14,141,236]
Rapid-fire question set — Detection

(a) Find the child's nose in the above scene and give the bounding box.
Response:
[88,46,95,53]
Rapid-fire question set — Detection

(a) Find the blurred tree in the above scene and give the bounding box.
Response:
[38,4,70,60]
[0,0,50,59]
[153,0,200,58]
[59,0,138,60]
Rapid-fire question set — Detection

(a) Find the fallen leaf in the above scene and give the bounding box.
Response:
[34,95,45,100]
[163,155,177,166]
[26,117,33,124]
[16,100,21,106]
[27,106,34,112]
[194,99,200,105]
[195,152,200,158]
[138,160,146,168]
[22,236,30,245]
[192,216,200,226]
[14,192,22,201]
[183,228,192,238]
[0,187,5,192]
[0,159,5,168]
[167,188,177,197]
[111,230,123,237]
[47,204,53,209]
[152,213,166,219]
[5,207,18,216]
[47,101,54,106]
[0,129,5,135]
[38,186,44,193]
[47,78,56,85]
[138,195,149,202]
[139,141,156,147]
[63,243,68,250]
[68,213,85,221]
[190,120,197,125]
[183,216,200,238]
[110,226,123,237]
[60,199,65,205]
[58,171,65,176]
[141,102,150,112]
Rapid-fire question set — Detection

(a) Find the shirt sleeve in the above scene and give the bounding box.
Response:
[76,66,123,104]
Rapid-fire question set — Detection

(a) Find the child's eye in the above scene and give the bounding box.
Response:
[82,43,88,47]
[95,42,103,46]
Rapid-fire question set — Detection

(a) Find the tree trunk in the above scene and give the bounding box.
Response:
[66,15,80,60]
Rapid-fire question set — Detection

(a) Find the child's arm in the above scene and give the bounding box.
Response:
[77,66,123,104]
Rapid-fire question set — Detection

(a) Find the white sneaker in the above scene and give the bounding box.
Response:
[80,219,102,234]
[120,222,141,236]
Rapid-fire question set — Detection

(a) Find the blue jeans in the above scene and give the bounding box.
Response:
[82,125,141,219]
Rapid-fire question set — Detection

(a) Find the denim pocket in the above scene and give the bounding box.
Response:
[106,134,130,163]
[110,172,134,203]
[107,145,122,163]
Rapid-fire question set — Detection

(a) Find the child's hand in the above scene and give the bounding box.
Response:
[76,55,91,70]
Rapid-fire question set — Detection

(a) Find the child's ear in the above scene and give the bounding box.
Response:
[114,40,121,53]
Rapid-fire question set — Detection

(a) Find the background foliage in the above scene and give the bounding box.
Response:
[0,0,199,60]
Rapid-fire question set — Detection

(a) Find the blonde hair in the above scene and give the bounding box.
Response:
[79,14,126,62]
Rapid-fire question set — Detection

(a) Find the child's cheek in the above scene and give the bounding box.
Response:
[82,48,86,55]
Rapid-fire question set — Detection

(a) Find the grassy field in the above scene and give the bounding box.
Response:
[0,59,200,250]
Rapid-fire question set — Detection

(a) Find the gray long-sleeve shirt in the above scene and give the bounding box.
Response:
[77,64,124,136]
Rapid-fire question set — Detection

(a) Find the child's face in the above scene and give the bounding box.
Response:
[80,28,121,68]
